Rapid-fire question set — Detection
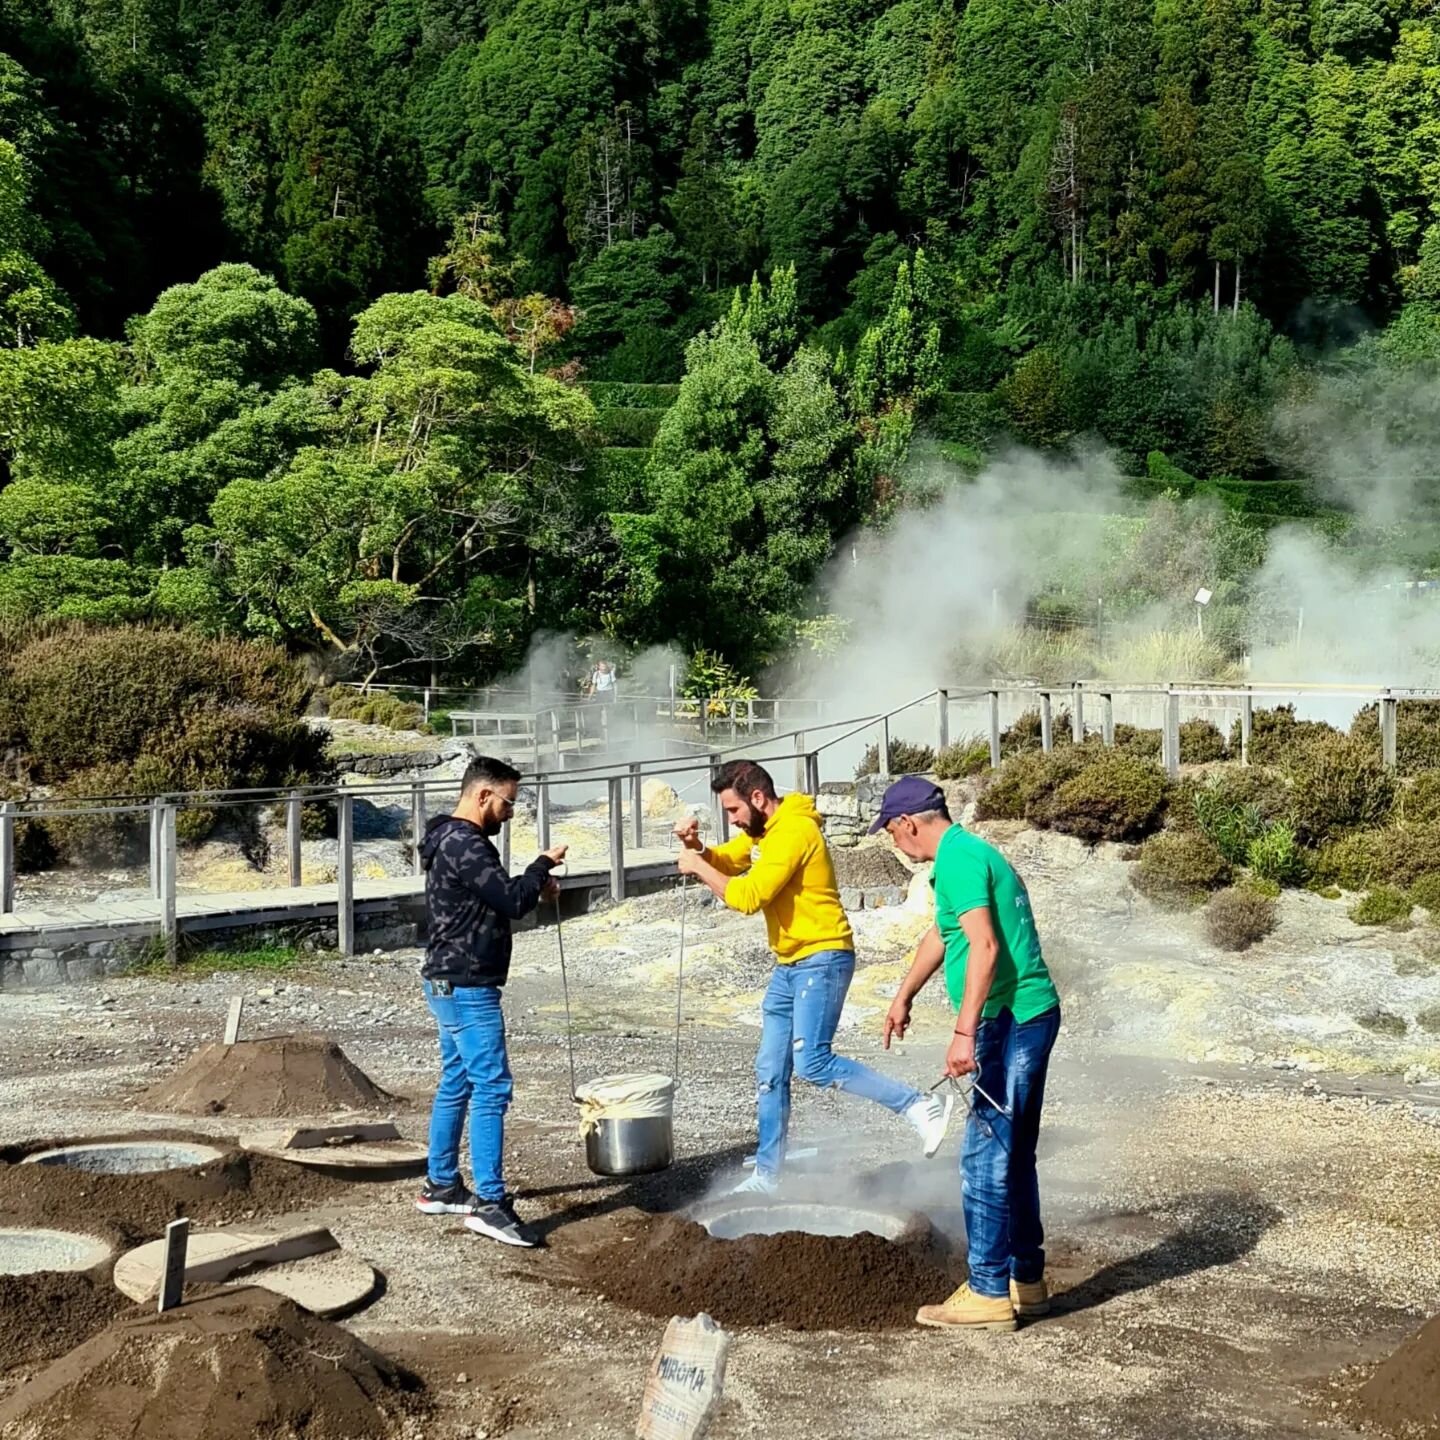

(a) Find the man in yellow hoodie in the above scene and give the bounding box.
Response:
[676,759,950,1193]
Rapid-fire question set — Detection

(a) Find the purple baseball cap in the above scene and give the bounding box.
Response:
[869,776,947,833]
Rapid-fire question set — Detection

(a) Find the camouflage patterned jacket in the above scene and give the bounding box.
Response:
[419,815,555,987]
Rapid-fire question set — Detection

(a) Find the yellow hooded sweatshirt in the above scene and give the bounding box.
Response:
[703,793,854,962]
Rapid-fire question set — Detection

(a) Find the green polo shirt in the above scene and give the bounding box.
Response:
[932,825,1059,1022]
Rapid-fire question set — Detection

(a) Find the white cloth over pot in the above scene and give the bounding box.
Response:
[575,1072,675,1137]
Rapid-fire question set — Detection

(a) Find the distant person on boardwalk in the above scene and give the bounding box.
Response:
[876,776,1061,1332]
[673,758,951,1194]
[415,756,567,1249]
[587,659,616,702]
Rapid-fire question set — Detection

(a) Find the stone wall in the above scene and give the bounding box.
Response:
[813,778,887,849]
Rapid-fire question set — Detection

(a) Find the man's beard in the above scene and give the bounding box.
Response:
[739,803,766,839]
[480,814,504,837]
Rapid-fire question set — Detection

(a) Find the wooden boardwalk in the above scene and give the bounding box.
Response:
[0,848,678,951]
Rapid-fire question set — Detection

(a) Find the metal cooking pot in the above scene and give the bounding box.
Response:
[584,1113,674,1177]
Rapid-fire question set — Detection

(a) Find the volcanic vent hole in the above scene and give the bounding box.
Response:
[21,1141,227,1175]
[0,1227,114,1275]
[696,1202,914,1241]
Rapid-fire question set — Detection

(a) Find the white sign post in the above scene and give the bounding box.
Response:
[1194,586,1212,636]
[636,1314,731,1440]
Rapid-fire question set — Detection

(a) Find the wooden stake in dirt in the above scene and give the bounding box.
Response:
[636,1313,730,1440]
[223,996,244,1046]
[158,1218,190,1314]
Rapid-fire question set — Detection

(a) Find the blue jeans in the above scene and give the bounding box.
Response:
[754,950,924,1179]
[961,1005,1061,1298]
[424,980,513,1202]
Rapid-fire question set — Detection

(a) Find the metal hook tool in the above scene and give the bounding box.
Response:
[930,1073,1012,1143]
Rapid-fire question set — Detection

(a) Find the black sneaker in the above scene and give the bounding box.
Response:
[464,1194,541,1248]
[415,1178,476,1215]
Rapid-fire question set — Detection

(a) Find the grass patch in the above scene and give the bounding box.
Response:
[127,942,315,979]
[1349,886,1414,928]
[1356,1009,1408,1038]
[325,733,440,759]
[1240,875,1282,899]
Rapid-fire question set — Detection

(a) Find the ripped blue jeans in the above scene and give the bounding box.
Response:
[753,949,923,1179]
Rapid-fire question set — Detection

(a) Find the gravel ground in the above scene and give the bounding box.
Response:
[1,837,1439,1438]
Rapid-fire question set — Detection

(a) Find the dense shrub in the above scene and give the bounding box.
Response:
[1230,704,1339,766]
[1409,872,1440,914]
[7,628,313,781]
[975,747,1095,821]
[1356,1009,1408,1036]
[1199,766,1290,817]
[1313,825,1440,891]
[1029,753,1169,843]
[1281,733,1395,844]
[931,390,1006,447]
[1350,702,1440,775]
[1001,708,1074,755]
[1206,887,1278,951]
[595,406,665,447]
[1165,775,1203,831]
[1113,724,1162,758]
[1130,831,1232,908]
[47,760,158,862]
[593,447,650,508]
[856,739,937,778]
[1315,829,1386,889]
[0,625,326,858]
[0,780,54,871]
[324,686,426,731]
[934,738,992,779]
[582,382,681,409]
[1245,822,1306,887]
[1349,886,1413,927]
[1178,718,1227,764]
[1396,770,1440,823]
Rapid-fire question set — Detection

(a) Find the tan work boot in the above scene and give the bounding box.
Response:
[916,1283,1018,1332]
[1010,1277,1050,1317]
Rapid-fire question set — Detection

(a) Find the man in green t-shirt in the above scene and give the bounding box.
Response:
[873,777,1061,1333]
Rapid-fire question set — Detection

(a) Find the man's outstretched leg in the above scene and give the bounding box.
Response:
[788,950,950,1155]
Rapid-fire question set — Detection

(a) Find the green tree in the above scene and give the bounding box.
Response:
[611,269,857,665]
[565,108,653,261]
[667,112,738,289]
[571,229,696,380]
[194,289,594,660]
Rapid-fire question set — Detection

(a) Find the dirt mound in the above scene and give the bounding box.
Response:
[0,1136,351,1245]
[832,845,912,890]
[570,1215,956,1330]
[0,1272,127,1382]
[0,1287,422,1440]
[140,1035,395,1117]
[1356,1312,1440,1435]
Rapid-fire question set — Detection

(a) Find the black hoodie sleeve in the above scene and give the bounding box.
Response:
[462,846,556,920]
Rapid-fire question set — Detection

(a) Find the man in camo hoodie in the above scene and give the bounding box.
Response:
[414,755,566,1248]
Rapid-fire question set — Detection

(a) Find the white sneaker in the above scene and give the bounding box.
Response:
[728,1170,779,1196]
[905,1093,953,1158]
